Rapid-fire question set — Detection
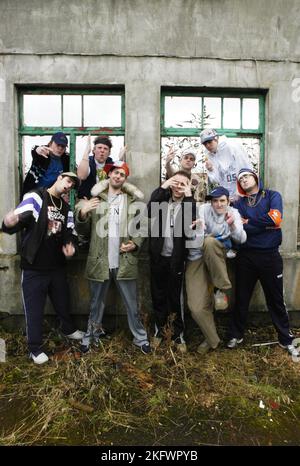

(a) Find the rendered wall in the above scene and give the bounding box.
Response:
[1,0,300,318]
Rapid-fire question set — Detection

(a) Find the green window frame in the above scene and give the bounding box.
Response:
[161,87,266,179]
[18,86,125,201]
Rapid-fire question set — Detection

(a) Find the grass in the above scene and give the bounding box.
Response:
[0,323,300,446]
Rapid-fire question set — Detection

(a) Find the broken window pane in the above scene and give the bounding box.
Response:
[229,137,260,175]
[203,97,221,128]
[161,136,260,182]
[83,95,122,127]
[23,95,61,126]
[63,95,82,127]
[161,136,204,180]
[223,98,240,129]
[242,98,259,129]
[164,96,202,128]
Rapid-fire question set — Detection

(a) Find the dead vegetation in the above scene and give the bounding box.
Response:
[0,324,300,446]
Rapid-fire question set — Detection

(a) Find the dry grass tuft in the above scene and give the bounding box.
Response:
[0,325,300,446]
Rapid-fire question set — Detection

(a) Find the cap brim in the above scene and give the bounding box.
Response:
[202,137,215,143]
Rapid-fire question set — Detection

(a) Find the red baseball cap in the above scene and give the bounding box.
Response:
[104,161,130,177]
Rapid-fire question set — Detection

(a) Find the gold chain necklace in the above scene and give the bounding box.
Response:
[48,191,62,210]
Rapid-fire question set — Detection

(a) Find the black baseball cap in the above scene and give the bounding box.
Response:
[51,132,68,147]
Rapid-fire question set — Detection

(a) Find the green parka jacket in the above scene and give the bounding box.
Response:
[75,179,146,282]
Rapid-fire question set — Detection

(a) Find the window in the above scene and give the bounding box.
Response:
[18,87,125,195]
[161,88,265,184]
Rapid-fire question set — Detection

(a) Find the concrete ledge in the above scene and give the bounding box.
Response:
[1,251,300,318]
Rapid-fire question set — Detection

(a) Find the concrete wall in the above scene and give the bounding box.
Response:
[1,0,300,318]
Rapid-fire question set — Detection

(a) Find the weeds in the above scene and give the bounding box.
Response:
[0,325,300,445]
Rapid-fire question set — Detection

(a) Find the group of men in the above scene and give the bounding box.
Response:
[2,128,299,364]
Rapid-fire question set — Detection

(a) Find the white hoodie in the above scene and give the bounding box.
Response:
[188,203,247,261]
[206,136,252,198]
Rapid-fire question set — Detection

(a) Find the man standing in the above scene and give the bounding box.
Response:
[22,132,70,196]
[165,146,207,203]
[227,168,299,358]
[75,161,151,354]
[2,172,83,364]
[200,128,252,201]
[77,135,114,199]
[186,186,246,354]
[148,171,195,352]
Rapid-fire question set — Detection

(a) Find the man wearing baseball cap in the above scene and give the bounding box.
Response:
[186,186,246,354]
[75,161,151,355]
[22,132,70,196]
[227,168,299,358]
[1,171,83,364]
[165,147,207,203]
[200,128,252,201]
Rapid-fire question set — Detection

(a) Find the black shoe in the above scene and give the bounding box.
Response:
[80,344,90,354]
[140,343,152,355]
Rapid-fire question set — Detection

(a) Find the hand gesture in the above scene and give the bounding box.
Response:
[4,210,19,228]
[161,177,179,190]
[79,197,101,219]
[189,218,205,230]
[120,240,137,253]
[182,179,192,197]
[166,146,176,164]
[62,242,75,257]
[86,133,92,154]
[225,211,235,226]
[36,146,51,158]
[205,158,214,172]
[175,178,192,197]
[118,145,127,161]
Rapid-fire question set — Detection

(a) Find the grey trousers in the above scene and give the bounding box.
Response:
[82,269,149,347]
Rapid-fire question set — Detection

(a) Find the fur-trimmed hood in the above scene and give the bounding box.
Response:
[90,179,144,200]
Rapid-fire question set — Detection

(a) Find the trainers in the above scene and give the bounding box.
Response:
[66,330,85,340]
[197,340,211,355]
[172,337,187,354]
[30,352,49,365]
[80,344,90,354]
[227,337,243,349]
[214,290,229,311]
[140,343,152,355]
[278,343,300,357]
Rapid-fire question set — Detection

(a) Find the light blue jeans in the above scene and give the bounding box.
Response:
[82,269,149,347]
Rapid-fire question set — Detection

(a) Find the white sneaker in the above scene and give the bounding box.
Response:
[278,343,300,357]
[227,338,243,349]
[66,330,85,340]
[30,352,49,364]
[214,290,229,311]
